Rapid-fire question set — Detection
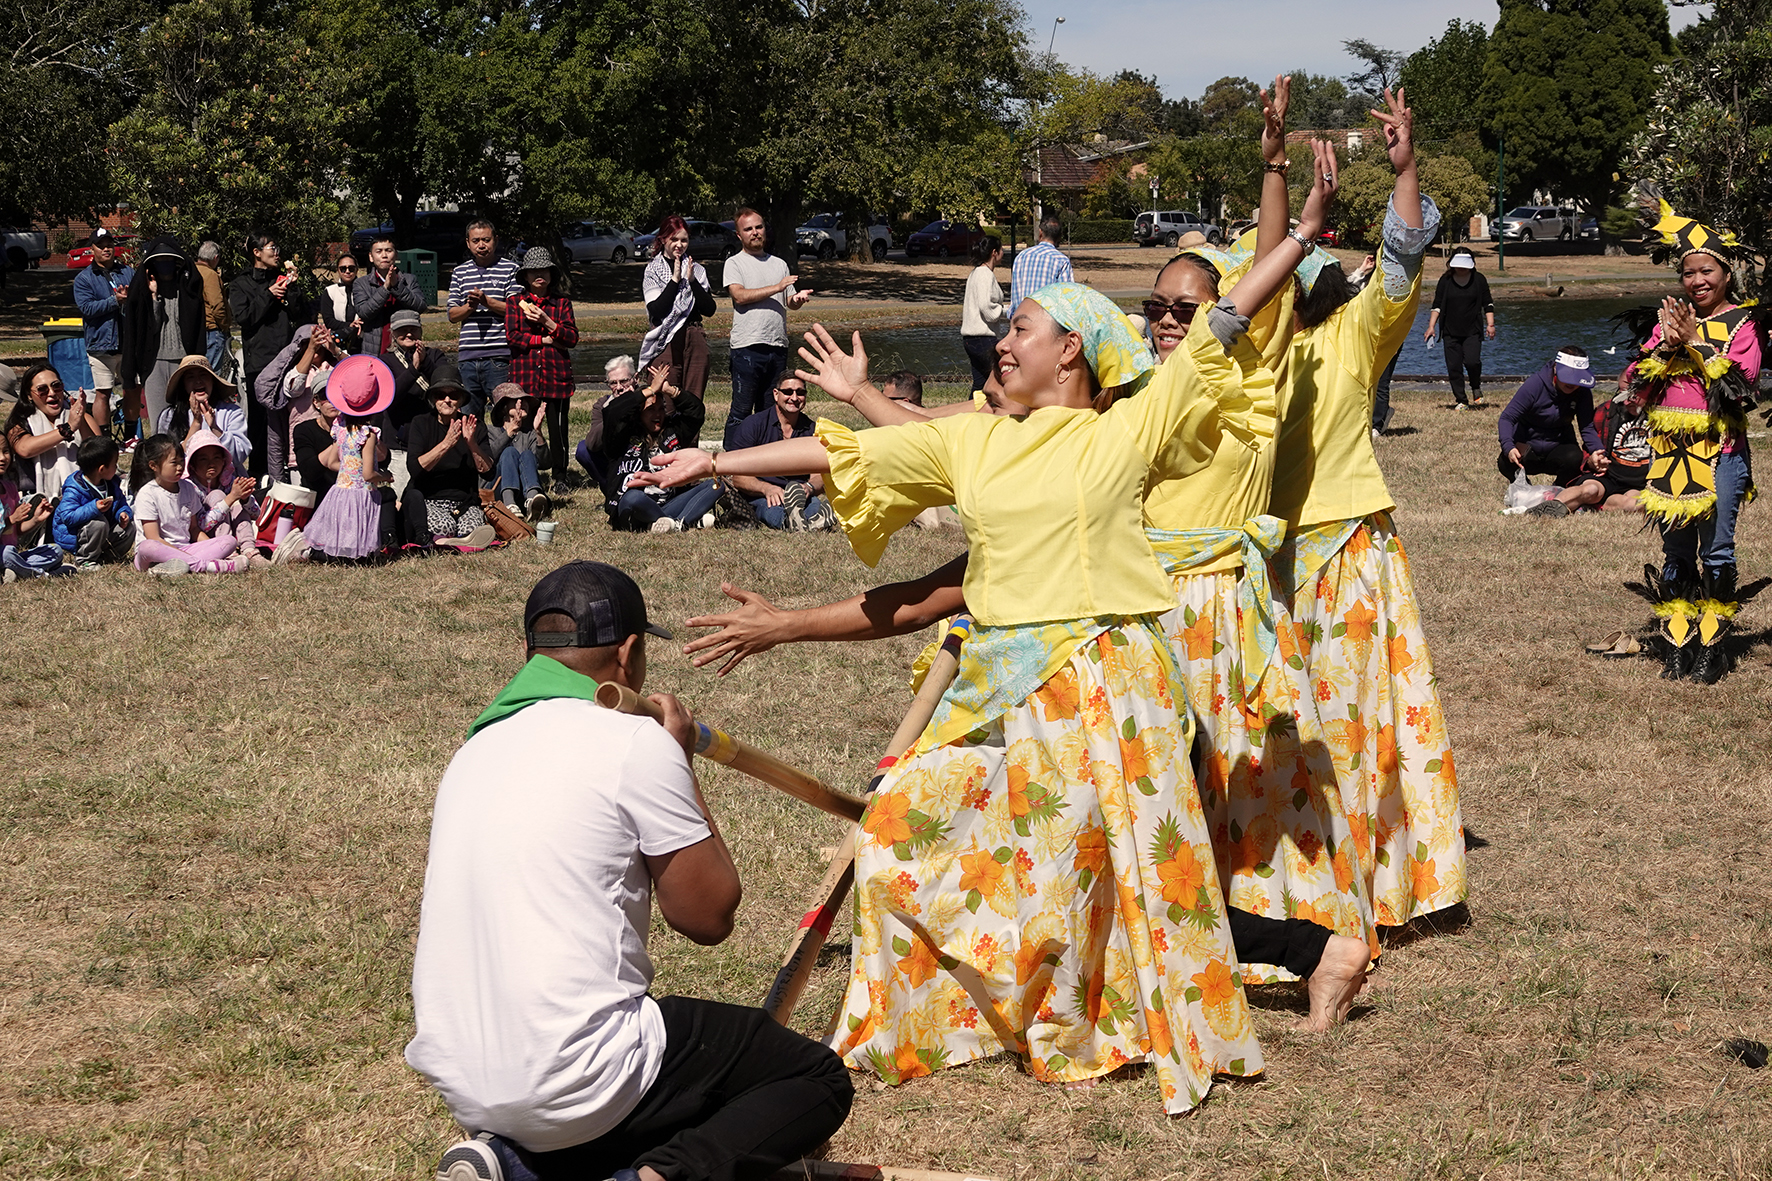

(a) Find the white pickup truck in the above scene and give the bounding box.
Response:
[2,227,50,270]
[794,213,892,262]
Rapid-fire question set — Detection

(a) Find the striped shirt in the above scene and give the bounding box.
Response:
[1008,241,1074,316]
[447,258,520,359]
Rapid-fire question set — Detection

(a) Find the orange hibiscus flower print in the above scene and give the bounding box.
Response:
[1157,844,1206,905]
[894,1040,931,1081]
[1074,825,1109,875]
[1034,667,1081,721]
[1179,612,1217,660]
[1190,959,1238,1008]
[1144,1005,1173,1058]
[897,937,941,988]
[959,846,1007,898]
[1377,723,1399,775]
[1119,732,1151,782]
[1410,855,1440,901]
[1386,632,1414,677]
[1343,599,1379,644]
[1005,764,1033,817]
[862,791,912,846]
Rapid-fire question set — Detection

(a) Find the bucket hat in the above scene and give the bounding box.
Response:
[517,246,558,276]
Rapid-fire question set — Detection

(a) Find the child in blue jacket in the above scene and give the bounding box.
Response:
[52,437,133,566]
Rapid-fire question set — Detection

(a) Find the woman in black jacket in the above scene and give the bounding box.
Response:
[227,232,307,476]
[119,237,205,434]
[1423,246,1496,408]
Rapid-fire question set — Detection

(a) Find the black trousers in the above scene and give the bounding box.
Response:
[1228,909,1332,980]
[1498,443,1585,486]
[542,398,571,479]
[522,998,853,1181]
[1371,345,1401,432]
[963,334,997,393]
[243,367,268,477]
[1442,334,1483,403]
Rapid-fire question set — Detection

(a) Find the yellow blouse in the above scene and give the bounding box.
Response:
[818,323,1273,626]
[1267,260,1424,528]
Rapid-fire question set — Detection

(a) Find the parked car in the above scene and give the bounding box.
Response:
[634,219,740,263]
[1133,210,1222,248]
[1489,205,1578,242]
[560,221,637,265]
[66,245,96,269]
[1579,216,1599,241]
[2,227,50,270]
[904,220,985,259]
[348,210,490,266]
[794,213,892,262]
[1223,218,1256,241]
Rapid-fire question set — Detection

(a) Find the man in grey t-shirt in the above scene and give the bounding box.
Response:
[722,208,814,447]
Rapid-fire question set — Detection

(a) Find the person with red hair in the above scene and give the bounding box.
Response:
[638,215,715,400]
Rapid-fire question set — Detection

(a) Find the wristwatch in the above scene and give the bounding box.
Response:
[57,422,75,441]
[1286,229,1314,251]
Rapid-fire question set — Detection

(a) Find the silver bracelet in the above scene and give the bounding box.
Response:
[1287,229,1313,251]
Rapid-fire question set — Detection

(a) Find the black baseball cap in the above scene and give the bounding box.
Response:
[91,228,117,245]
[524,561,673,649]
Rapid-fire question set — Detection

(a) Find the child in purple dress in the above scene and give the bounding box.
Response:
[303,355,393,560]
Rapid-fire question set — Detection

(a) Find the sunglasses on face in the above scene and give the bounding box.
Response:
[33,381,65,394]
[1142,300,1199,326]
[337,264,357,272]
[776,387,807,398]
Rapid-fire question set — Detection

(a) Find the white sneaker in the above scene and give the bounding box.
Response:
[272,529,311,565]
[1371,428,1382,444]
[149,560,191,577]
[650,517,682,533]
[1453,403,1470,412]
[434,1133,504,1181]
[699,511,715,529]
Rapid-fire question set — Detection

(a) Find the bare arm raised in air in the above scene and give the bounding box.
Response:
[685,553,970,675]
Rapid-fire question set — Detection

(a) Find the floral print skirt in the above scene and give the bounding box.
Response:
[832,619,1264,1114]
[1160,569,1376,984]
[1278,515,1468,929]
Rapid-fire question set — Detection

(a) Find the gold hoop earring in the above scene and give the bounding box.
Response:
[1056,364,1066,384]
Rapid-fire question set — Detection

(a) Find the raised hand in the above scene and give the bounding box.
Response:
[1370,86,1416,175]
[1296,139,1340,240]
[1660,297,1698,347]
[628,448,711,489]
[1260,74,1291,165]
[795,324,869,404]
[684,583,792,675]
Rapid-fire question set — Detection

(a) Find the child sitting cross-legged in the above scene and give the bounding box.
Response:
[183,429,283,567]
[51,436,134,567]
[127,434,261,575]
[0,431,71,580]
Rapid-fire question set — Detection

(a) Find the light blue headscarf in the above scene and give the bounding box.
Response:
[1026,282,1157,396]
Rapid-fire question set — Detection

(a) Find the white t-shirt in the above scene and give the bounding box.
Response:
[723,250,794,350]
[405,698,713,1152]
[132,478,208,545]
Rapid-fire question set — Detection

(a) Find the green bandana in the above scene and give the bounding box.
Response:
[467,654,601,738]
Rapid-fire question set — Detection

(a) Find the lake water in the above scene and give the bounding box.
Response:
[570,295,1665,384]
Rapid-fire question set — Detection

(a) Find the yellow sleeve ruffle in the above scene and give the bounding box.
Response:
[814,418,944,567]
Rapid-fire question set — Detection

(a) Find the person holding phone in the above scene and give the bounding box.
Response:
[229,232,306,476]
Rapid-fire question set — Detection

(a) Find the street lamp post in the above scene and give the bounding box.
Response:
[1047,15,1065,56]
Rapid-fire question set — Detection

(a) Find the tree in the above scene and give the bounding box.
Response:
[1419,154,1491,240]
[1630,0,1772,295]
[1343,38,1404,98]
[1397,19,1492,180]
[1285,71,1366,130]
[106,0,356,266]
[1479,0,1671,214]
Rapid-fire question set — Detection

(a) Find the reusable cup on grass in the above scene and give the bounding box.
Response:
[535,521,557,544]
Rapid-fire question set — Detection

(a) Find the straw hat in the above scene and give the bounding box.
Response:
[328,354,396,417]
[165,354,226,405]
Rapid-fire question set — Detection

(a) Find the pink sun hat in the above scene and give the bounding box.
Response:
[328,354,396,417]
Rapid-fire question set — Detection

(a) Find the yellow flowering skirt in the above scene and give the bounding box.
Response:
[1160,570,1377,984]
[1278,515,1468,927]
[832,619,1264,1114]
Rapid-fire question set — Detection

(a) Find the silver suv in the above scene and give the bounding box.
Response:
[1491,205,1578,242]
[1134,210,1222,248]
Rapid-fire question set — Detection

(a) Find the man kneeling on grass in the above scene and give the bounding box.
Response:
[408,560,853,1181]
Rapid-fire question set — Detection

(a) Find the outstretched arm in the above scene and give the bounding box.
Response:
[1254,74,1292,262]
[684,553,970,675]
[634,435,828,489]
[795,324,931,426]
[1225,138,1339,318]
[1372,86,1422,229]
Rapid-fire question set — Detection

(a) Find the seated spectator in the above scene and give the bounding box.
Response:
[0,431,68,579]
[184,429,264,562]
[1527,374,1651,518]
[723,375,836,531]
[159,355,250,474]
[576,355,637,488]
[408,560,852,1181]
[881,370,923,407]
[256,323,345,482]
[486,384,551,521]
[1498,346,1602,487]
[382,308,441,447]
[127,434,256,575]
[402,364,495,549]
[596,364,717,533]
[6,364,105,499]
[52,437,134,567]
[291,386,340,503]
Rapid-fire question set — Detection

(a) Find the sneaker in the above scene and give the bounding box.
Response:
[699,511,715,528]
[435,1132,504,1181]
[526,492,551,521]
[1371,428,1382,444]
[1470,395,1485,407]
[1452,403,1470,412]
[271,529,310,565]
[1,569,12,585]
[783,481,809,532]
[248,553,274,571]
[650,516,683,534]
[150,560,191,577]
[1525,497,1570,518]
[459,524,496,549]
[804,500,838,531]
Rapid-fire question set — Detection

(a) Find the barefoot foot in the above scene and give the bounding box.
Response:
[1301,934,1368,1031]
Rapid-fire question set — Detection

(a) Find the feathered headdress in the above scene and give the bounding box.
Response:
[1635,182,1745,267]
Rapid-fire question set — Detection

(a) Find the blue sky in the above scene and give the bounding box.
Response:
[1021,1,1711,101]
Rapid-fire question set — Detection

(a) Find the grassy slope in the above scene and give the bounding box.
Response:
[1,388,1768,1179]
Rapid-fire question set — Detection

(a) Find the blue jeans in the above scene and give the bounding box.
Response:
[725,345,788,447]
[497,446,541,498]
[614,481,721,531]
[750,492,829,530]
[457,355,509,417]
[1662,449,1749,578]
[205,329,230,375]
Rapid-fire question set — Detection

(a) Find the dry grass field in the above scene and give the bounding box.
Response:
[2,385,1769,1180]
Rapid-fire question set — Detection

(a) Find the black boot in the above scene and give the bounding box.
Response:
[1690,564,1738,685]
[1652,563,1700,680]
[1662,642,1696,680]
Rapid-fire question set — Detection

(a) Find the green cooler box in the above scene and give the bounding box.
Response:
[398,249,439,306]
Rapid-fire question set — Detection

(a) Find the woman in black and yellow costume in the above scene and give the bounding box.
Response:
[1627,187,1763,684]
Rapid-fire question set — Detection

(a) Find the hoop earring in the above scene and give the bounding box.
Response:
[1056,364,1066,385]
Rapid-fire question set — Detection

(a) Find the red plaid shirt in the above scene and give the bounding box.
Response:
[505,294,579,399]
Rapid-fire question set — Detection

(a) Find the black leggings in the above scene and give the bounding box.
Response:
[963,334,997,392]
[541,398,571,478]
[522,997,853,1181]
[1442,334,1483,403]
